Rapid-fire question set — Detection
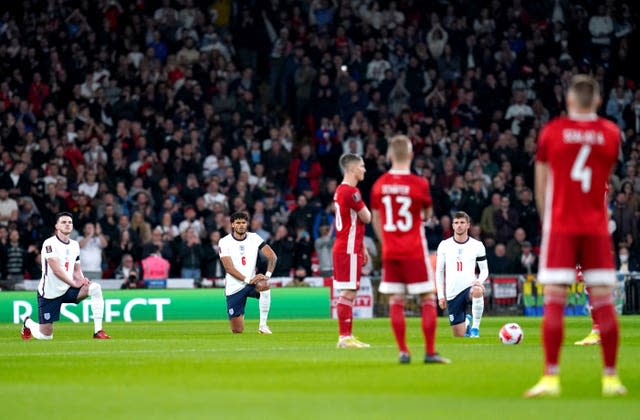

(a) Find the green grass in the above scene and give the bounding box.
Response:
[1,316,639,420]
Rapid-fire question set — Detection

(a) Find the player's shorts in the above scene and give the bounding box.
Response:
[333,252,363,290]
[539,233,615,286]
[378,258,435,295]
[38,287,81,324]
[226,285,260,319]
[446,286,472,326]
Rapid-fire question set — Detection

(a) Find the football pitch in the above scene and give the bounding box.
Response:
[1,316,639,420]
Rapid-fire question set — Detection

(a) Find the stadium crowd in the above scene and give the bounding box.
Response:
[1,0,640,289]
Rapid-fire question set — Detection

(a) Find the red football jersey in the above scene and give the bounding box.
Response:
[333,183,366,255]
[370,169,432,260]
[536,115,620,235]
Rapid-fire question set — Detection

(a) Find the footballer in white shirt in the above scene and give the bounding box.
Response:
[435,211,489,338]
[20,212,110,340]
[219,211,277,334]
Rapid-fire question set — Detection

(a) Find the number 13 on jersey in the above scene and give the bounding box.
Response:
[381,195,413,232]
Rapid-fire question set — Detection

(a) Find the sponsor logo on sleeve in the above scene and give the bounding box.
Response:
[353,192,361,202]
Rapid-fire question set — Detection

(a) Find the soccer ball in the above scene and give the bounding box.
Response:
[499,323,524,345]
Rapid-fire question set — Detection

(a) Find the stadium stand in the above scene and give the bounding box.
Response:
[0,1,639,308]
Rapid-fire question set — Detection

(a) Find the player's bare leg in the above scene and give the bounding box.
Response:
[525,284,566,398]
[589,286,627,396]
[451,322,467,337]
[230,315,245,334]
[389,294,409,362]
[336,289,369,348]
[469,284,484,338]
[421,293,450,364]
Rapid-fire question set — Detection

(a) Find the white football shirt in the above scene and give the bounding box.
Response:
[219,232,265,296]
[39,235,81,299]
[435,236,488,300]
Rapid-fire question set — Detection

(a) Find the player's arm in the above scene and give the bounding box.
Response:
[220,256,264,284]
[73,259,91,286]
[259,243,278,280]
[534,126,549,220]
[371,209,382,241]
[357,206,371,224]
[47,256,83,288]
[422,205,433,221]
[476,258,489,285]
[435,245,446,309]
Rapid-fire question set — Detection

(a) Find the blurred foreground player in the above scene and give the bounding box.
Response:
[526,75,626,397]
[371,135,449,364]
[21,212,110,340]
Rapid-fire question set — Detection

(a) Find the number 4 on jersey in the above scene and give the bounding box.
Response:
[570,145,592,193]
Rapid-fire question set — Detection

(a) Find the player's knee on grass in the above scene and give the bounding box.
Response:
[230,317,244,333]
[40,323,54,336]
[452,323,467,337]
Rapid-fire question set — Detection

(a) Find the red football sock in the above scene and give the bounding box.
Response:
[542,288,566,375]
[421,295,437,356]
[337,296,353,337]
[591,294,619,374]
[389,297,408,353]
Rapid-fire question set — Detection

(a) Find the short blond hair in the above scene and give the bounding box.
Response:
[388,135,413,163]
[568,74,600,109]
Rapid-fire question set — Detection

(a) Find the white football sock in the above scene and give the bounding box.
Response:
[89,282,104,333]
[472,297,484,329]
[25,318,53,340]
[259,290,271,327]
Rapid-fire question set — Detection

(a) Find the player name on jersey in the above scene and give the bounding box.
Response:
[381,184,410,195]
[562,129,605,145]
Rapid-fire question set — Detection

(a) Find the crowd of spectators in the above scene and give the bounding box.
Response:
[1,0,640,289]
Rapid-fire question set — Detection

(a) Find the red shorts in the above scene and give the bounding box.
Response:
[332,252,363,290]
[378,258,435,295]
[539,233,615,285]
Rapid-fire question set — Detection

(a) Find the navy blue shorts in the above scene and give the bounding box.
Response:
[447,286,472,326]
[38,287,81,324]
[226,285,260,319]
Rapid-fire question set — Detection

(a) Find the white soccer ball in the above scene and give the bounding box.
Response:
[499,323,524,345]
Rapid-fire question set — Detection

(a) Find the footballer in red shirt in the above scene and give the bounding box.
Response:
[371,135,449,364]
[333,153,371,349]
[526,75,626,397]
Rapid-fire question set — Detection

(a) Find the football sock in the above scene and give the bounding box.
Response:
[88,282,104,333]
[259,290,271,327]
[472,297,484,329]
[421,295,437,356]
[389,297,408,353]
[591,294,619,375]
[542,288,566,375]
[337,296,354,338]
[25,318,53,340]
